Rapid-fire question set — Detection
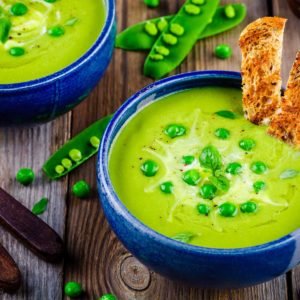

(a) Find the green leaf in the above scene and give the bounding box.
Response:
[32,198,49,215]
[0,17,11,43]
[199,145,222,172]
[209,175,230,192]
[280,169,299,180]
[215,110,236,119]
[65,17,78,26]
[172,232,195,243]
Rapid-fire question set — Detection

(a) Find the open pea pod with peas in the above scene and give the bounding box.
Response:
[144,0,220,79]
[43,115,112,180]
[116,3,247,51]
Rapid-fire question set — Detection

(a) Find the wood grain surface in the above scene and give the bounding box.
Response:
[0,0,299,299]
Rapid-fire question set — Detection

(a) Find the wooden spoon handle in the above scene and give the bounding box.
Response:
[0,243,21,293]
[0,188,64,263]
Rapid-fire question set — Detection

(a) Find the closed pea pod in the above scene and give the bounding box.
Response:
[144,0,220,79]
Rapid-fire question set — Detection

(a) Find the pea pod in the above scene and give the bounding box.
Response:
[115,4,246,51]
[0,17,11,44]
[43,115,112,180]
[144,0,220,79]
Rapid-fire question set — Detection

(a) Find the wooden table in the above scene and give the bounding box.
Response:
[1,0,299,299]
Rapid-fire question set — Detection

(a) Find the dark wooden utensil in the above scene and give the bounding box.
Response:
[0,243,21,293]
[0,188,64,263]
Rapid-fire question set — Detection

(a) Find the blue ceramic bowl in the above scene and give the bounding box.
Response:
[97,71,300,288]
[0,0,116,126]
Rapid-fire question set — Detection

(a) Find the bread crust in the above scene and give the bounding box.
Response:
[268,51,300,147]
[239,17,287,124]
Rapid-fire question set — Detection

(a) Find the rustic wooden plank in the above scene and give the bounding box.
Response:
[64,0,289,299]
[0,114,70,299]
[272,2,300,300]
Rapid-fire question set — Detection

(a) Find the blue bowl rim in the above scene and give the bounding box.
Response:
[0,0,115,91]
[98,70,300,256]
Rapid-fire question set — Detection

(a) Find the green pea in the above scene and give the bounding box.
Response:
[164,124,186,138]
[141,160,159,177]
[72,180,91,198]
[197,203,210,215]
[144,22,158,36]
[157,18,168,32]
[240,201,257,213]
[191,0,205,4]
[182,169,201,186]
[150,54,164,61]
[170,23,185,36]
[239,138,256,151]
[199,184,217,200]
[224,5,236,19]
[61,158,72,169]
[10,3,28,16]
[215,128,230,139]
[226,162,242,175]
[90,136,100,149]
[251,161,268,175]
[64,282,83,298]
[9,47,25,57]
[55,165,65,175]
[143,0,160,8]
[214,44,232,59]
[155,46,170,56]
[160,181,173,194]
[98,294,117,300]
[16,168,35,186]
[69,149,82,162]
[218,202,237,217]
[44,0,57,2]
[48,25,65,37]
[253,181,266,193]
[162,33,178,45]
[185,4,201,15]
[182,155,195,165]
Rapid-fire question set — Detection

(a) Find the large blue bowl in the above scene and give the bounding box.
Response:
[97,71,300,288]
[0,0,116,126]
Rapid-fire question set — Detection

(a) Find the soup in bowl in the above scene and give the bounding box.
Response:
[0,0,115,125]
[97,71,300,288]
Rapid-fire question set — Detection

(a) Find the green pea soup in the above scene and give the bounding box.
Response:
[109,87,300,248]
[0,0,106,83]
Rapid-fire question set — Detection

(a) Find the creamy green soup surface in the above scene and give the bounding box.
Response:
[109,87,300,248]
[0,0,105,83]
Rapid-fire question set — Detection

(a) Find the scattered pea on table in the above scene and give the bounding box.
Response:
[214,44,232,59]
[16,168,35,186]
[143,0,160,8]
[64,282,83,298]
[72,180,91,198]
[98,293,117,300]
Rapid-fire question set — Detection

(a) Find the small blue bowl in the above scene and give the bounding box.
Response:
[97,71,300,288]
[0,0,116,126]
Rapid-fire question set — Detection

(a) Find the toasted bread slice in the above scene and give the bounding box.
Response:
[268,51,300,147]
[239,17,287,124]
